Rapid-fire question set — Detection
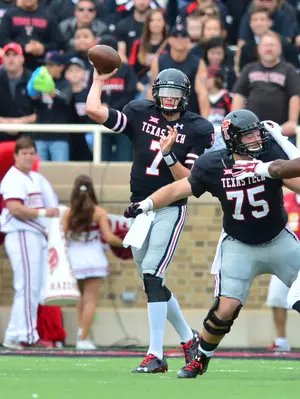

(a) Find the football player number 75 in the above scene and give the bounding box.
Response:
[146,140,163,176]
[227,185,270,220]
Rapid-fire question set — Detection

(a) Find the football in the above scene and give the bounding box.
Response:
[88,45,122,75]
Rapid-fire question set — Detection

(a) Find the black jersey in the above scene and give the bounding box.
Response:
[103,99,214,204]
[188,139,289,244]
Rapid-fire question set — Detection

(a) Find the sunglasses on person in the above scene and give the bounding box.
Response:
[77,7,96,12]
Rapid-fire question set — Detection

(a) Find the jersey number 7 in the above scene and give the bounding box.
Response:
[146,140,163,176]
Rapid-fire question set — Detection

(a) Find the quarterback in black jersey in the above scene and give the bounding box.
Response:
[126,109,300,379]
[86,66,214,374]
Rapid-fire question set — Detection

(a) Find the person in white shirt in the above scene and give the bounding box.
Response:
[0,136,59,350]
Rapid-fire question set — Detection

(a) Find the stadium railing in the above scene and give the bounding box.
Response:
[0,123,112,164]
[0,123,299,163]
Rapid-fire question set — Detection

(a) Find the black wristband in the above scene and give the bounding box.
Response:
[163,151,178,167]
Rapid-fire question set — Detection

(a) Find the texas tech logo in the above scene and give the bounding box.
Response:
[221,119,231,140]
[49,247,58,274]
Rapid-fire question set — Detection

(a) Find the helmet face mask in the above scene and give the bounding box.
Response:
[221,110,269,157]
[152,69,191,115]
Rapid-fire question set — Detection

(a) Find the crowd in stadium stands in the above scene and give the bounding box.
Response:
[0,0,299,161]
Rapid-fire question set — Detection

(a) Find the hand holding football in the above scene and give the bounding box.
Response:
[88,45,122,75]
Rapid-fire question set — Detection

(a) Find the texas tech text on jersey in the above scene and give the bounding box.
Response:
[188,141,289,245]
[104,99,214,204]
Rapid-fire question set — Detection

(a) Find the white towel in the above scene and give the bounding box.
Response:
[123,211,156,249]
[211,229,228,274]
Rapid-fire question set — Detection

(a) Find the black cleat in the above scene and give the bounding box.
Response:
[181,329,200,364]
[131,354,168,373]
[177,351,211,379]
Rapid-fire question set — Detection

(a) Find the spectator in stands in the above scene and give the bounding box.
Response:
[59,0,110,52]
[179,0,230,40]
[0,43,36,142]
[190,16,231,61]
[238,0,296,49]
[232,31,300,143]
[205,66,231,152]
[236,5,299,73]
[203,37,236,91]
[94,36,137,161]
[149,23,210,117]
[62,174,123,350]
[48,0,108,24]
[115,0,153,62]
[0,0,65,71]
[186,13,203,47]
[129,9,168,91]
[27,51,78,161]
[65,57,93,161]
[67,27,96,88]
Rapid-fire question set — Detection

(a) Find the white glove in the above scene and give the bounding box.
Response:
[263,120,300,160]
[232,160,272,181]
[263,120,284,145]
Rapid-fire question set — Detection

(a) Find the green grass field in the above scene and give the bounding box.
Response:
[1,356,300,399]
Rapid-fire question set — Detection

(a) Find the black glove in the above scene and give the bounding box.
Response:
[124,203,143,219]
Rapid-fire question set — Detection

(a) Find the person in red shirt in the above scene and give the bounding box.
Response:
[266,191,300,352]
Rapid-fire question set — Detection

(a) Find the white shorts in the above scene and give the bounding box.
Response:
[68,239,109,280]
[266,275,289,309]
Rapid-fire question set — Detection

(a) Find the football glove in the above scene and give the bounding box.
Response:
[124,198,154,218]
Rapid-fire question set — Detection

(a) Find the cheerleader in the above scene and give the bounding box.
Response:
[62,175,123,350]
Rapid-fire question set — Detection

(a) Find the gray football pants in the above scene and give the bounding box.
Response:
[131,205,187,280]
[215,228,300,305]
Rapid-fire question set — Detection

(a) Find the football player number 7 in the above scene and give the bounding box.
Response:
[227,185,270,220]
[146,140,163,176]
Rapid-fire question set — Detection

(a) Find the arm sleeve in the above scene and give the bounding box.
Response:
[54,81,73,105]
[0,13,15,47]
[185,120,215,169]
[187,157,208,198]
[232,66,250,97]
[103,104,134,138]
[1,177,26,201]
[284,66,300,99]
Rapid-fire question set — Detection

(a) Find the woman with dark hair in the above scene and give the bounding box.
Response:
[129,9,168,87]
[202,36,236,91]
[62,174,123,350]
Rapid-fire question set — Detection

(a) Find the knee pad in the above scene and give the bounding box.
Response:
[203,297,242,336]
[143,274,169,302]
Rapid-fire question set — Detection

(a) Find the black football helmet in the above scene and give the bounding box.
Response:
[152,68,191,115]
[221,109,269,157]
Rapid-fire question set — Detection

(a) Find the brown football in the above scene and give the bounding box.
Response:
[88,45,122,75]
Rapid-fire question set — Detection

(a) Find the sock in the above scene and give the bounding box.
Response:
[147,302,167,360]
[198,336,219,358]
[167,294,193,343]
[292,300,300,313]
[275,337,289,347]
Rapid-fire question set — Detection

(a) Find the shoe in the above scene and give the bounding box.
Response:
[76,340,96,350]
[3,339,23,350]
[21,339,55,349]
[267,342,291,352]
[177,351,211,379]
[182,329,200,364]
[131,354,168,373]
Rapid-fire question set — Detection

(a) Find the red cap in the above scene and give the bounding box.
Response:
[3,43,23,55]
